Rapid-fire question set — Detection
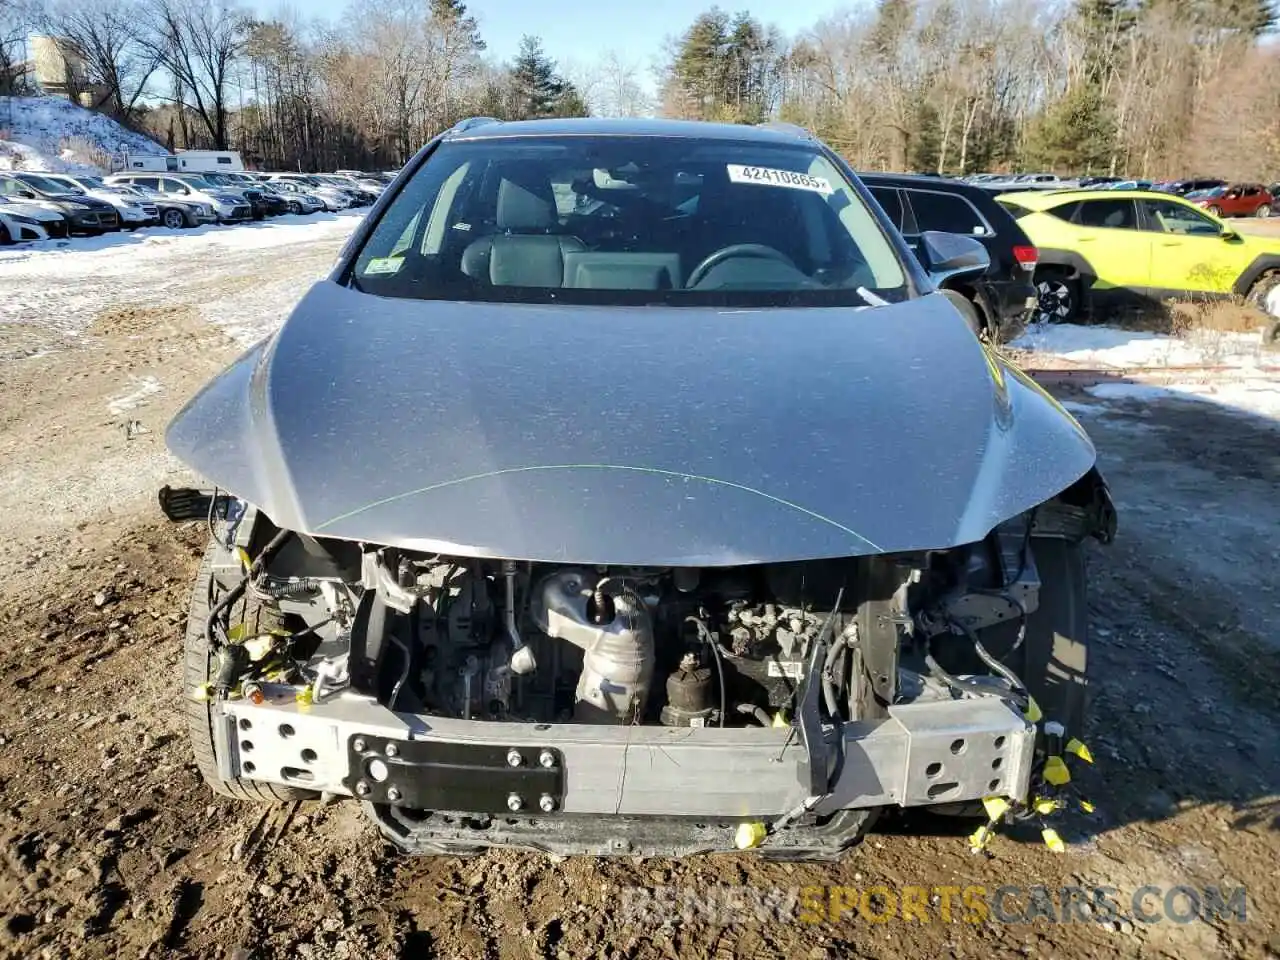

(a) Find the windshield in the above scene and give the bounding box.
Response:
[18,173,71,193]
[181,176,215,189]
[350,135,908,307]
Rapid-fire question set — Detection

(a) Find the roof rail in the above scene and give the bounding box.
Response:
[446,116,501,135]
[756,121,815,141]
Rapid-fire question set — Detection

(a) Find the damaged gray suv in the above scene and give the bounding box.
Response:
[162,117,1115,859]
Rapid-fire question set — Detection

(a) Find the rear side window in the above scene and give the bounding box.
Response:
[906,190,990,236]
[997,199,1032,220]
[868,187,905,230]
[1074,199,1137,229]
[1046,201,1079,221]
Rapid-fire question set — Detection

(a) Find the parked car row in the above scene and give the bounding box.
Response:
[0,168,394,245]
[961,172,1280,218]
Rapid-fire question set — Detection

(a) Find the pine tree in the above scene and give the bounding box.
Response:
[1024,85,1117,172]
[509,35,587,119]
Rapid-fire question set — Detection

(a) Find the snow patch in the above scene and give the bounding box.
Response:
[1010,322,1265,369]
[107,375,162,415]
[1085,379,1280,424]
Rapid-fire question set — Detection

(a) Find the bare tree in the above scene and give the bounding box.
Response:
[142,0,250,148]
[593,50,653,117]
[1,0,36,95]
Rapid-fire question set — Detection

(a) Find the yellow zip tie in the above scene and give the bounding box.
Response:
[1032,795,1060,815]
[771,711,789,728]
[735,822,767,850]
[1041,827,1066,853]
[1023,696,1043,723]
[982,796,1010,820]
[237,547,252,572]
[1043,755,1071,786]
[295,685,314,706]
[244,635,275,662]
[968,824,993,853]
[1078,798,1096,814]
[190,682,213,702]
[1065,738,1094,763]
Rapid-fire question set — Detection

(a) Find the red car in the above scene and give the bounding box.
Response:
[1192,183,1273,218]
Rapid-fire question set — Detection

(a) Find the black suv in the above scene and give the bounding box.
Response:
[0,172,121,235]
[860,173,1037,340]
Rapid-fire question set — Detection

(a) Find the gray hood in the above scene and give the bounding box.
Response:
[166,283,1095,566]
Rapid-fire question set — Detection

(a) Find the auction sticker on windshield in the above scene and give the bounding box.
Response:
[727,164,834,195]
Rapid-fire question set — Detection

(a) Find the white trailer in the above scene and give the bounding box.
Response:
[122,153,180,172]
[174,150,245,172]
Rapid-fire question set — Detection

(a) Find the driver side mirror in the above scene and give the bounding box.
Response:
[1222,227,1240,241]
[918,230,990,285]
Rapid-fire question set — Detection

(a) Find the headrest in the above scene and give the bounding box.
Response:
[497,177,554,230]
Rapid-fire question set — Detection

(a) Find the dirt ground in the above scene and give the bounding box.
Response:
[1,225,1278,959]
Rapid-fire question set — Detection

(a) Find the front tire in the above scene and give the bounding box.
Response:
[1208,204,1224,217]
[183,541,316,803]
[1035,274,1079,324]
[1017,537,1090,737]
[1244,272,1280,311]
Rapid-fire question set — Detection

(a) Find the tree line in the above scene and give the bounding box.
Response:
[4,0,1280,178]
[658,0,1280,180]
[1,0,589,171]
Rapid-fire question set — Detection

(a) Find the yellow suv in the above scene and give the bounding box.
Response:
[997,189,1280,323]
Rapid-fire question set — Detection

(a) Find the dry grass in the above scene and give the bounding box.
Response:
[1104,295,1271,336]
[57,134,114,170]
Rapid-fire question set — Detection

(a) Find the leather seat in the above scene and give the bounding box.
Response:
[461,178,583,287]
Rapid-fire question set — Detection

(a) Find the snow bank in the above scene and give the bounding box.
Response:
[1009,322,1266,369]
[0,96,166,175]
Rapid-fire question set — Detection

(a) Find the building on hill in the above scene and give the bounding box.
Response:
[29,36,115,112]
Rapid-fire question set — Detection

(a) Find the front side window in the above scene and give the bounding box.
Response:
[351,136,909,307]
[1140,199,1221,236]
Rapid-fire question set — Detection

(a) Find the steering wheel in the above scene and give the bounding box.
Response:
[685,243,797,288]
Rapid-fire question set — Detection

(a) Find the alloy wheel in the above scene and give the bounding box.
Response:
[1036,278,1075,324]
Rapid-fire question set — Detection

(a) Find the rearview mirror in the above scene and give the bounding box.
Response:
[918,230,990,285]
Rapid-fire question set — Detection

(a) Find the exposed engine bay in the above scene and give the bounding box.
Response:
[163,470,1112,858]
[208,504,1047,732]
[163,462,1114,861]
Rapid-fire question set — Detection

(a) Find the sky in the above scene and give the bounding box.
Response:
[249,0,851,78]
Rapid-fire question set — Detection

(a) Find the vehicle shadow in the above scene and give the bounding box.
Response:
[1020,366,1280,843]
